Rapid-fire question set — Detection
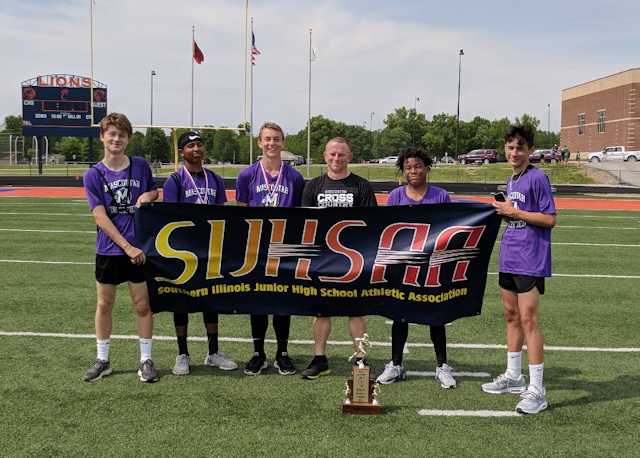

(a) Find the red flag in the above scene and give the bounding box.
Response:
[193,40,204,64]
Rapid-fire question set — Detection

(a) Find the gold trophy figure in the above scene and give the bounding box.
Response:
[342,334,382,414]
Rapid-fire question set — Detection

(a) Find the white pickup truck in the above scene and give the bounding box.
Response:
[588,146,640,162]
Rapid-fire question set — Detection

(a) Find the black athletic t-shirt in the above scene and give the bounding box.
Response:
[302,173,377,208]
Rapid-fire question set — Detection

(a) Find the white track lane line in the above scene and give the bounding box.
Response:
[0,331,638,352]
[417,409,521,417]
[0,212,91,217]
[0,228,94,234]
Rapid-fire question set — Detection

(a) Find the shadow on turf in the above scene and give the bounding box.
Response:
[548,371,640,410]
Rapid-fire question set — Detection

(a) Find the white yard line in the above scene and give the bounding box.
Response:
[560,215,640,219]
[407,371,490,378]
[0,212,92,217]
[0,259,93,265]
[556,225,638,230]
[0,228,94,234]
[553,242,640,247]
[0,331,638,352]
[417,409,521,417]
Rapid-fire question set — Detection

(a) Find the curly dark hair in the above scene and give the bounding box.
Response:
[505,124,535,148]
[396,146,433,173]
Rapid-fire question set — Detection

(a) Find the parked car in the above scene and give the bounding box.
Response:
[457,149,497,165]
[544,150,560,163]
[528,149,548,163]
[588,146,640,163]
[378,156,398,164]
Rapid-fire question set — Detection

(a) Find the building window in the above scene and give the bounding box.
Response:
[578,113,585,135]
[597,110,606,133]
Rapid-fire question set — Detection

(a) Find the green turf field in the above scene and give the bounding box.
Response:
[1,198,639,456]
[0,162,596,184]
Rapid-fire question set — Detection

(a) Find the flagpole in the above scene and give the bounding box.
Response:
[249,17,254,164]
[191,25,195,126]
[306,27,312,177]
[243,0,249,131]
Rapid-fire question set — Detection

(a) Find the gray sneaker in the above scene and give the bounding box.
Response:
[481,373,526,394]
[376,361,406,384]
[204,352,238,371]
[138,359,159,383]
[172,354,190,375]
[516,386,548,414]
[435,363,457,389]
[84,359,112,382]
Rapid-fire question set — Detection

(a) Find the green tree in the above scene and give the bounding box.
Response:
[2,115,22,133]
[212,129,239,164]
[126,132,145,157]
[375,127,412,157]
[55,137,87,161]
[144,128,170,162]
[422,113,458,157]
[383,107,428,146]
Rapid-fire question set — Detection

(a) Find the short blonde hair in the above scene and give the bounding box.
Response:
[258,122,285,140]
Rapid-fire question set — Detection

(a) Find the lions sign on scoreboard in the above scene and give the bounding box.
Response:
[21,74,108,137]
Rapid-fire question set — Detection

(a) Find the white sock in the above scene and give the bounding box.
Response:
[506,351,522,379]
[97,339,110,361]
[139,338,153,362]
[529,363,544,391]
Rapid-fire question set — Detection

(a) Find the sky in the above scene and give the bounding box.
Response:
[1,0,639,134]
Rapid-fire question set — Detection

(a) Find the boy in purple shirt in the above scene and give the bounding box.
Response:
[82,113,159,383]
[482,124,556,415]
[163,130,237,375]
[376,147,456,389]
[235,122,305,376]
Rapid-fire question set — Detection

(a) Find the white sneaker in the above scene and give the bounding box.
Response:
[516,386,548,415]
[435,363,457,389]
[376,361,406,384]
[481,373,527,394]
[172,354,190,375]
[204,352,238,371]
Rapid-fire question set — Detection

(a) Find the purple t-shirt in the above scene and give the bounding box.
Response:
[386,185,451,206]
[235,161,304,207]
[499,166,556,277]
[84,156,156,256]
[162,167,227,205]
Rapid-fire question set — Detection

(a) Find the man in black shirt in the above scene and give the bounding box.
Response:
[301,137,377,379]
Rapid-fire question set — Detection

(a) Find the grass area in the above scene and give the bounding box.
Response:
[1,162,596,184]
[1,198,639,456]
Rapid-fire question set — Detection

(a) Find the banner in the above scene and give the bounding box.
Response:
[136,202,501,325]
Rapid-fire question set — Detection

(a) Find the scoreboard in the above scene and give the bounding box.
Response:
[21,74,107,137]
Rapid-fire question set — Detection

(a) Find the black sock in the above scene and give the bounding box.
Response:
[273,315,290,354]
[430,325,447,366]
[391,321,409,366]
[250,314,268,356]
[207,332,218,355]
[173,313,189,356]
[177,335,189,356]
[203,311,219,355]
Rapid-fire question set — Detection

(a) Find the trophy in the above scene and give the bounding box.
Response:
[341,333,382,415]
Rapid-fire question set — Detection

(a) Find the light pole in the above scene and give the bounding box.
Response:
[369,111,375,159]
[414,96,421,111]
[547,103,551,134]
[150,70,157,125]
[456,49,464,157]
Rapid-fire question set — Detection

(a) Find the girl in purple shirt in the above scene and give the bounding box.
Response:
[376,146,457,389]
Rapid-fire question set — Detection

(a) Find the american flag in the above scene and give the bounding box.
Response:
[251,32,261,65]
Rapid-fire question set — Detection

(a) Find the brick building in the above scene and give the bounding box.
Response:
[560,68,639,157]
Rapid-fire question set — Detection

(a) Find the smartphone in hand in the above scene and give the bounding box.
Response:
[493,192,506,202]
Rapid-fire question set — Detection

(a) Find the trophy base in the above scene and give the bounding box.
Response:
[341,402,382,415]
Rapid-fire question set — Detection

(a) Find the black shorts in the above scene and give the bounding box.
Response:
[95,254,146,285]
[498,272,545,295]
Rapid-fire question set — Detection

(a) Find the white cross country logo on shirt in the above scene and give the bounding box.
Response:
[114,187,130,205]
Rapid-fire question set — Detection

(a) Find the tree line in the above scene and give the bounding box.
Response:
[2,108,560,163]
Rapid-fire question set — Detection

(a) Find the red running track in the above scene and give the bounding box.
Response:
[1,187,640,211]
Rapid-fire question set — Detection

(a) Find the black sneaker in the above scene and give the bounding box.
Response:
[84,359,112,382]
[244,352,268,376]
[302,356,331,379]
[138,359,159,383]
[274,352,296,376]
